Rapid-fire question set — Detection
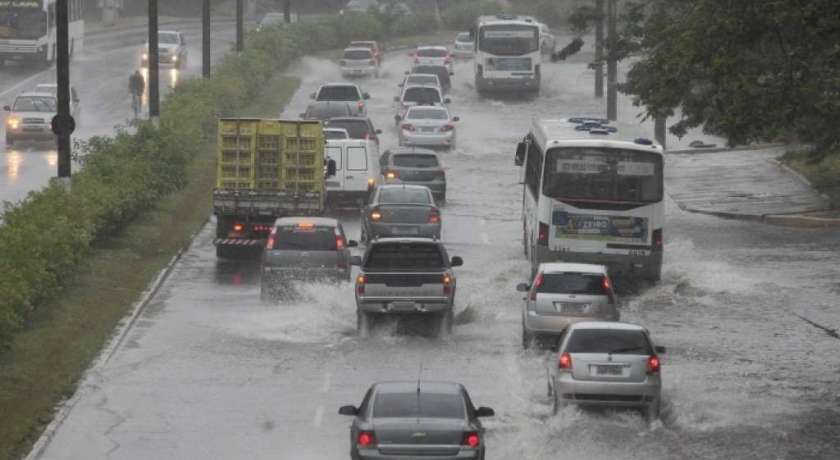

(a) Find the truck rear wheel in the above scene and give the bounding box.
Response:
[216,245,241,259]
[436,310,453,338]
[357,311,372,338]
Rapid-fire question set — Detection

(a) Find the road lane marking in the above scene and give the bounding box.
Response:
[480,218,490,244]
[322,372,331,393]
[313,405,324,428]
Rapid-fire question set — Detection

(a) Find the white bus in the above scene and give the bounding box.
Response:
[471,14,541,93]
[0,0,84,66]
[516,118,665,282]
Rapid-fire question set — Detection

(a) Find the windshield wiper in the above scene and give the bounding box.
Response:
[607,346,644,355]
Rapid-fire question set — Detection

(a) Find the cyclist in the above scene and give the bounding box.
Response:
[128,70,145,118]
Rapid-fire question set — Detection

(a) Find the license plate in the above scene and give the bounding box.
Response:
[555,302,589,314]
[594,365,623,376]
[391,301,416,311]
[421,127,435,132]
[393,226,418,234]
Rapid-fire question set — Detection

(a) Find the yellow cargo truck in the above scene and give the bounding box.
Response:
[213,118,326,258]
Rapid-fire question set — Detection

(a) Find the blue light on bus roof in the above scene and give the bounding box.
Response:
[569,117,610,125]
[574,122,618,133]
[634,138,654,145]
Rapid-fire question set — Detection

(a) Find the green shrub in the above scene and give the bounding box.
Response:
[0,11,447,351]
[442,0,502,30]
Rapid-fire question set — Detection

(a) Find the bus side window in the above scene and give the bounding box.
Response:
[524,136,542,197]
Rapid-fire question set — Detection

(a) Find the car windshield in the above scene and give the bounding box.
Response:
[326,120,371,139]
[417,48,447,57]
[393,154,439,168]
[403,87,441,104]
[0,9,46,39]
[543,147,664,203]
[324,130,348,140]
[478,24,539,55]
[538,273,608,295]
[407,75,438,86]
[379,188,431,204]
[365,242,444,270]
[566,329,653,355]
[306,103,350,120]
[373,392,465,419]
[317,86,360,101]
[159,32,179,44]
[350,41,374,49]
[13,96,56,112]
[343,49,372,60]
[407,108,448,120]
[456,32,471,42]
[272,225,336,251]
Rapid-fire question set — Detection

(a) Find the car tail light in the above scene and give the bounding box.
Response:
[442,274,453,296]
[602,276,616,303]
[401,123,415,132]
[530,272,543,301]
[233,223,245,233]
[370,208,382,221]
[537,222,549,246]
[357,431,375,447]
[336,233,346,250]
[440,124,454,132]
[462,432,480,448]
[647,355,661,374]
[652,229,663,252]
[385,171,398,181]
[435,170,446,179]
[558,351,572,370]
[357,100,365,111]
[266,228,277,249]
[428,209,440,224]
[356,275,366,295]
[367,178,376,190]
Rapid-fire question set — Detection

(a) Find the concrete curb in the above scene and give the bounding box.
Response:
[23,219,208,460]
[667,143,786,155]
[769,158,832,204]
[679,207,840,228]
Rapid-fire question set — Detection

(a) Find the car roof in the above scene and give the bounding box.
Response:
[390,147,438,157]
[17,92,54,98]
[407,73,439,79]
[538,263,608,275]
[403,84,442,91]
[372,237,441,245]
[326,138,374,147]
[406,104,447,112]
[323,127,349,132]
[417,45,448,51]
[373,381,463,395]
[320,82,361,88]
[350,40,377,45]
[378,183,431,190]
[273,216,338,226]
[159,30,179,34]
[568,321,647,332]
[343,47,372,52]
[34,83,57,88]
[327,117,371,123]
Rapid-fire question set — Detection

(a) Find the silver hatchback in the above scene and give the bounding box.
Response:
[548,321,666,421]
[379,147,447,203]
[361,185,441,241]
[517,263,619,349]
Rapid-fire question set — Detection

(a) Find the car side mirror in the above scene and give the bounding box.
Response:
[2,105,10,111]
[449,71,454,76]
[452,116,460,122]
[338,405,359,416]
[475,407,495,418]
[404,70,410,75]
[375,129,382,134]
[655,345,667,354]
[516,283,530,292]
[450,256,463,267]
[444,98,451,104]
[347,240,359,248]
[363,93,371,100]
[350,255,362,266]
[514,141,526,166]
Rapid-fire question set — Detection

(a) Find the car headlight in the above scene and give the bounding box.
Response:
[172,55,178,61]
[142,52,148,60]
[6,117,20,130]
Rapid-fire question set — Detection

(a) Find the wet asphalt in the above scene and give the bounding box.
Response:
[19,34,840,460]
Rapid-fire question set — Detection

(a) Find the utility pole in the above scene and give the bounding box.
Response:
[236,0,244,52]
[54,0,74,179]
[654,116,667,149]
[148,0,160,120]
[283,0,292,23]
[202,0,211,77]
[606,0,618,121]
[594,0,604,98]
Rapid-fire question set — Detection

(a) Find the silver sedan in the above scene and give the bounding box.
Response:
[398,105,459,149]
[361,184,441,241]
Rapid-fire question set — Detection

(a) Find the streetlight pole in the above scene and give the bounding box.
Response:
[203,0,211,77]
[594,0,604,98]
[148,0,160,120]
[55,0,73,179]
[606,0,618,121]
[236,0,244,52]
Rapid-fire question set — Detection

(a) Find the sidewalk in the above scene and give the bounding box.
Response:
[665,146,839,227]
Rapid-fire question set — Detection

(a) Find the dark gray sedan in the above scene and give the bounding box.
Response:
[379,147,447,203]
[361,185,441,242]
[339,381,494,460]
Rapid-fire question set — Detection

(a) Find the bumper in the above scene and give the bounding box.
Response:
[523,310,618,336]
[262,268,348,283]
[341,66,376,76]
[356,297,452,314]
[356,447,480,459]
[534,246,662,279]
[142,54,178,65]
[400,131,455,147]
[476,74,539,90]
[368,222,441,238]
[6,126,53,140]
[554,373,661,408]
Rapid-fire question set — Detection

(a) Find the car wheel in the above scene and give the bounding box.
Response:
[522,325,533,349]
[437,309,453,338]
[644,398,661,423]
[551,379,564,415]
[357,311,372,338]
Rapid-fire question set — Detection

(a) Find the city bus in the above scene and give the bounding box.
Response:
[516,118,665,282]
[471,14,541,94]
[0,0,84,66]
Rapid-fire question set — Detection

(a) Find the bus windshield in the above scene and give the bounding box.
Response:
[478,24,539,56]
[0,8,47,39]
[543,147,663,203]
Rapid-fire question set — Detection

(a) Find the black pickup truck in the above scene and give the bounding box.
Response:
[352,238,463,338]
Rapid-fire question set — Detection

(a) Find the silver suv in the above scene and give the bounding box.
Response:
[260,217,357,300]
[379,147,447,203]
[548,321,666,421]
[517,263,619,348]
[351,238,463,338]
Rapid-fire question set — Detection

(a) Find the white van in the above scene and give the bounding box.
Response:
[325,139,380,207]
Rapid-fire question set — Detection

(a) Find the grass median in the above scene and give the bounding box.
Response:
[781,151,840,209]
[0,74,299,460]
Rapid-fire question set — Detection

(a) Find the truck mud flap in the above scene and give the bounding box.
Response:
[214,238,264,246]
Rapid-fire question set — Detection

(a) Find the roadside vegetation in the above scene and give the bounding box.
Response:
[0,9,474,459]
